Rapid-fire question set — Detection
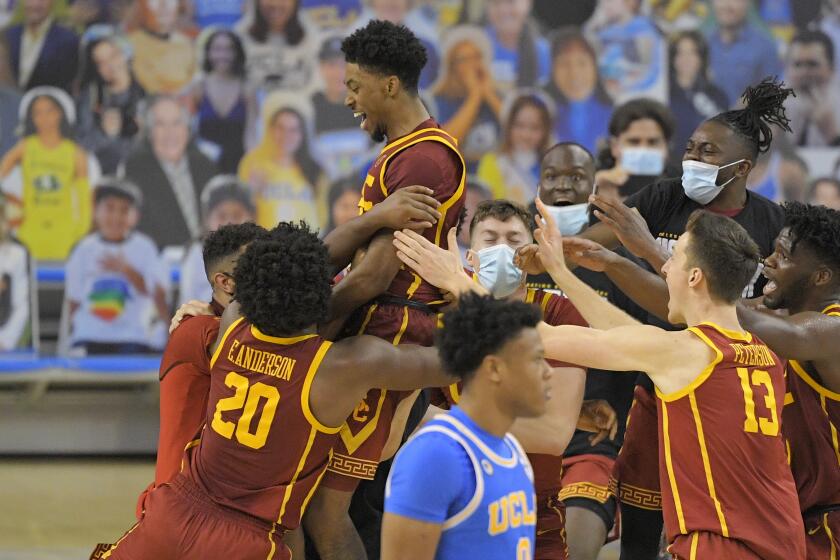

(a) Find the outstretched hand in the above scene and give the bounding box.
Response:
[170,300,214,334]
[577,399,619,446]
[589,194,658,260]
[562,237,616,272]
[393,227,476,295]
[533,198,570,277]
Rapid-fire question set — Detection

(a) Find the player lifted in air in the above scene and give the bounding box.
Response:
[305,19,466,560]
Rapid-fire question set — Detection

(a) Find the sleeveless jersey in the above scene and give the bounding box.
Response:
[405,411,537,560]
[18,136,89,260]
[358,119,465,307]
[185,318,341,534]
[783,303,840,514]
[656,323,805,559]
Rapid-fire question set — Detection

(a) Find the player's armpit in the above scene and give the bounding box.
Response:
[381,513,442,560]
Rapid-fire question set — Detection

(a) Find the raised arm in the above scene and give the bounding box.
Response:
[737,305,840,392]
[538,323,710,395]
[533,199,640,330]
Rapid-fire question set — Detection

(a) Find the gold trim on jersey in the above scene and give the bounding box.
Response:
[448,382,461,404]
[301,449,333,515]
[697,321,752,343]
[274,427,318,532]
[380,126,455,157]
[821,303,840,315]
[661,401,687,533]
[378,133,459,198]
[357,304,378,335]
[100,520,141,559]
[822,513,837,559]
[180,436,202,472]
[392,307,410,345]
[250,326,319,345]
[300,341,342,434]
[821,393,840,469]
[689,532,699,560]
[338,390,388,454]
[656,327,724,402]
[789,359,840,402]
[689,391,729,536]
[525,289,536,304]
[210,317,245,368]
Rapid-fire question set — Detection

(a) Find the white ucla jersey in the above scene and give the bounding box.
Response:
[393,411,537,560]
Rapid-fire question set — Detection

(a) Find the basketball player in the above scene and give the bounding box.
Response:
[396,203,806,559]
[382,293,546,560]
[414,199,617,560]
[306,19,466,560]
[135,223,266,517]
[736,202,840,558]
[517,77,794,559]
[93,223,460,560]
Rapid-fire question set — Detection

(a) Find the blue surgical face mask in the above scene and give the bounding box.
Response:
[476,244,524,298]
[621,147,666,176]
[681,158,745,205]
[541,202,590,236]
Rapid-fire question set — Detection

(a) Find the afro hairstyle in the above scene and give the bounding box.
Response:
[341,19,427,93]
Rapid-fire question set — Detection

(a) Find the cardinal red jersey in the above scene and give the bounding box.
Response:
[656,323,804,560]
[185,318,341,534]
[135,301,224,518]
[357,118,465,307]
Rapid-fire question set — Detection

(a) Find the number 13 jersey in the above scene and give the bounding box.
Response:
[184,317,342,532]
[655,322,805,560]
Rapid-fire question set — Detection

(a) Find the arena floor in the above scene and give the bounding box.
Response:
[0,458,619,559]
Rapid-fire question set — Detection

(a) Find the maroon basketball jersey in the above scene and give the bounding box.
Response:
[358,119,465,306]
[185,318,340,533]
[783,303,840,514]
[656,323,805,559]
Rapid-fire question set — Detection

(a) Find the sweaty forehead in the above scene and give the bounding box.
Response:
[542,146,593,173]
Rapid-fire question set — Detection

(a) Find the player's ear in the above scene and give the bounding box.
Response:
[466,249,479,272]
[813,265,833,287]
[385,75,399,97]
[687,267,702,289]
[484,354,502,383]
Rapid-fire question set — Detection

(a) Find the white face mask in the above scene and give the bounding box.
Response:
[621,147,666,176]
[541,202,589,236]
[475,243,524,298]
[681,158,745,205]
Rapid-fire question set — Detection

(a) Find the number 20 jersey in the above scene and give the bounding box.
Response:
[184,317,341,531]
[655,323,805,559]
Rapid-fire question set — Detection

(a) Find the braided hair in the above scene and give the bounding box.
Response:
[710,77,794,159]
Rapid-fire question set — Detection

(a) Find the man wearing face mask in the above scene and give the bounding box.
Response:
[520,77,793,560]
[525,142,646,560]
[425,199,618,560]
[594,98,677,201]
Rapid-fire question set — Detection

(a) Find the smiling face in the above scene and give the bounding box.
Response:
[552,41,598,101]
[31,96,62,135]
[538,145,594,206]
[207,33,237,74]
[344,62,390,143]
[92,41,128,85]
[493,327,552,418]
[95,195,135,242]
[259,0,295,32]
[150,99,189,164]
[486,0,531,39]
[270,110,304,156]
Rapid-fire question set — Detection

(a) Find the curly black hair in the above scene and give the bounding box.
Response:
[234,222,332,336]
[784,202,840,273]
[436,293,541,385]
[202,223,267,278]
[341,20,427,93]
[710,77,794,159]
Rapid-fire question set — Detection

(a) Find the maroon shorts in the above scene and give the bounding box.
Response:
[667,531,762,559]
[535,491,568,560]
[561,453,619,541]
[612,385,662,510]
[804,510,840,560]
[91,475,290,560]
[320,303,437,492]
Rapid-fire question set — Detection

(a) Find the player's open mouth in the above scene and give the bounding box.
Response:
[354,111,368,130]
[762,279,778,296]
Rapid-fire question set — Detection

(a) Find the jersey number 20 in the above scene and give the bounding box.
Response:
[211,372,280,449]
[736,367,779,436]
